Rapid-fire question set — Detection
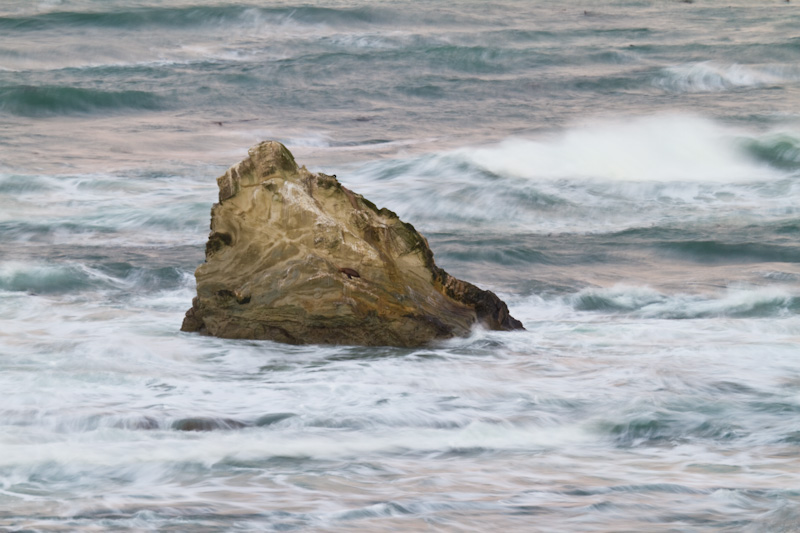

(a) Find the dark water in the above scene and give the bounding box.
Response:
[2,1,800,531]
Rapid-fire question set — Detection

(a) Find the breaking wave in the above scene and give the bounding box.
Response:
[342,115,798,233]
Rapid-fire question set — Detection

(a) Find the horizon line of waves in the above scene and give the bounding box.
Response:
[0,261,191,295]
[0,85,169,117]
[570,285,800,319]
[0,5,425,33]
[654,61,800,93]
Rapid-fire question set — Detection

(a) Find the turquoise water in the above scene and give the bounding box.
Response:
[2,1,800,531]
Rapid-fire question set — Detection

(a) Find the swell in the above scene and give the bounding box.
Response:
[653,240,800,264]
[0,5,399,32]
[570,285,800,319]
[428,223,800,271]
[611,223,800,264]
[0,85,168,117]
[0,261,188,294]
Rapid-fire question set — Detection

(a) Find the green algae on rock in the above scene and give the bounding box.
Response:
[181,141,523,347]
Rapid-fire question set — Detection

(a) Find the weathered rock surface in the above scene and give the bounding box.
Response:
[181,141,523,347]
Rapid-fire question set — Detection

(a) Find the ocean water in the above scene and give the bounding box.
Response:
[2,0,800,530]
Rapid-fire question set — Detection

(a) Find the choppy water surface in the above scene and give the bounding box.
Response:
[2,1,800,531]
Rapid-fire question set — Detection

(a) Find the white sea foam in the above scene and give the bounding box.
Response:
[283,132,332,148]
[0,421,593,469]
[325,32,397,50]
[4,1,800,529]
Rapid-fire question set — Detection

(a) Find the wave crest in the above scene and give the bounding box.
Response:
[571,285,800,319]
[655,61,800,93]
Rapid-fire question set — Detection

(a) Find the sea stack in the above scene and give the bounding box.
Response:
[181,141,523,347]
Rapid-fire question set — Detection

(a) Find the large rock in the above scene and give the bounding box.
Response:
[181,141,523,347]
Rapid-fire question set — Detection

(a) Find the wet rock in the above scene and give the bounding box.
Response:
[254,413,296,426]
[172,417,248,432]
[181,141,523,347]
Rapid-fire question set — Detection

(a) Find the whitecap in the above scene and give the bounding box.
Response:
[655,61,800,93]
[464,114,777,183]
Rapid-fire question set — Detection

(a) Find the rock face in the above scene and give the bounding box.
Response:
[181,141,523,347]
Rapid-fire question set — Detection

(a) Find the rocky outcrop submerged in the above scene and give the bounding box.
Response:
[181,141,523,347]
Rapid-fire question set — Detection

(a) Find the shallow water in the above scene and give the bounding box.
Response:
[2,1,800,531]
